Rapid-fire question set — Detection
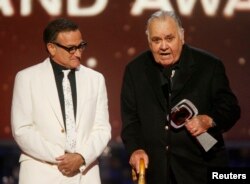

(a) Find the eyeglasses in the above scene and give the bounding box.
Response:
[52,41,88,54]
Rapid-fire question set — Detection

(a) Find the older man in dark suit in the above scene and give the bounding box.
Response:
[120,10,240,184]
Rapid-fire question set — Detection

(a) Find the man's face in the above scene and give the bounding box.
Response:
[48,29,84,69]
[148,17,184,67]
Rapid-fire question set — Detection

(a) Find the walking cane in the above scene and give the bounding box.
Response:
[132,158,145,184]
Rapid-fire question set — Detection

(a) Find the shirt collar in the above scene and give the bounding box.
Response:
[50,58,75,75]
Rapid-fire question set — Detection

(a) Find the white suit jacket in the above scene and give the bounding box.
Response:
[11,58,111,184]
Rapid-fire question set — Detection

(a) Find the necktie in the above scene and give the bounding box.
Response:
[62,70,76,153]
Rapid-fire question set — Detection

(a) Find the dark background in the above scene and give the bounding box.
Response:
[0,0,249,183]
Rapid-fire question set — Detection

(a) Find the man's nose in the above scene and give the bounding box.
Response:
[74,48,82,57]
[160,41,169,50]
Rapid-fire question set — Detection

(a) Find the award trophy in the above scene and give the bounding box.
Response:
[170,99,217,152]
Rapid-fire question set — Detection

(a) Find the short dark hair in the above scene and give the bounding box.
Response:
[43,18,79,44]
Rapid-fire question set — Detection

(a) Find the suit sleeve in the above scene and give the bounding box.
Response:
[120,66,143,156]
[11,71,64,163]
[209,60,241,132]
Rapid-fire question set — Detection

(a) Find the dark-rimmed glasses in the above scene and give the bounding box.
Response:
[52,41,88,54]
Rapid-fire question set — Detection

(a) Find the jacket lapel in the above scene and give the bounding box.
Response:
[171,45,196,101]
[75,65,88,127]
[145,54,167,111]
[42,59,64,128]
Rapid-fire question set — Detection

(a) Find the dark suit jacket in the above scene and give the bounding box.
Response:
[121,44,240,184]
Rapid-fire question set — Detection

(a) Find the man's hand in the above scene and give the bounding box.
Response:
[56,153,85,177]
[185,115,213,136]
[129,149,148,173]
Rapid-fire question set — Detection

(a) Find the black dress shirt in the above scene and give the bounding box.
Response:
[50,59,77,127]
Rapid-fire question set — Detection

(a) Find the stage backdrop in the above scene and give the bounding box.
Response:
[0,0,249,144]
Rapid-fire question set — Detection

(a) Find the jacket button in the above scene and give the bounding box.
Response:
[61,129,65,133]
[166,146,169,150]
[165,126,169,130]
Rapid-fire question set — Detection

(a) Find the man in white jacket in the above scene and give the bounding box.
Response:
[11,18,111,184]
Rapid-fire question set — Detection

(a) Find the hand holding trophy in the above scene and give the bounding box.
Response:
[169,99,217,152]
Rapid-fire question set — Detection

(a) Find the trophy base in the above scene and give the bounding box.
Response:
[196,132,218,152]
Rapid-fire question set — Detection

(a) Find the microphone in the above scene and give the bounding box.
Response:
[163,65,176,79]
[163,66,175,94]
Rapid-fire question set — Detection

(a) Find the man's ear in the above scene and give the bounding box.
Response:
[47,43,56,56]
